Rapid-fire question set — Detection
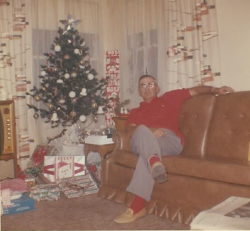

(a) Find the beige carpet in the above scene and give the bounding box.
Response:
[1,193,189,230]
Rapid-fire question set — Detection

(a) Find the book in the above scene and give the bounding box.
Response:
[190,196,250,230]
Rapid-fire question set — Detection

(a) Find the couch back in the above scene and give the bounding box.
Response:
[179,91,250,162]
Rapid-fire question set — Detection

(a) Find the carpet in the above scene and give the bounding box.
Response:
[1,193,189,230]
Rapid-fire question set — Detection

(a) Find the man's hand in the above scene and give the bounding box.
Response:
[150,128,166,138]
[189,85,235,96]
[216,86,234,95]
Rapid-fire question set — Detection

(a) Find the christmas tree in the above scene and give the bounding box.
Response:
[27,14,108,128]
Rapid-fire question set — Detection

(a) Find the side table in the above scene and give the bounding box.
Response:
[84,143,115,161]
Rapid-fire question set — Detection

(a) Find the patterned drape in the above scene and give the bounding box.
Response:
[165,0,221,91]
[0,0,32,170]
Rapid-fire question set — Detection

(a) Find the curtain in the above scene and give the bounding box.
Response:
[0,0,33,170]
[0,0,220,170]
[101,0,221,108]
[165,0,221,91]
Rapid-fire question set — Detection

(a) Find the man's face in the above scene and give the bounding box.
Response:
[138,76,160,103]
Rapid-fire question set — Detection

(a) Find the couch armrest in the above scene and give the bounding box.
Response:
[112,130,131,152]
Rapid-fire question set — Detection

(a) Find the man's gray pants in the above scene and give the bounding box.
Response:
[126,125,183,201]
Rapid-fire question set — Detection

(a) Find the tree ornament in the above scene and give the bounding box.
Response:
[64,54,70,60]
[48,103,54,109]
[97,106,104,114]
[80,41,86,47]
[41,71,46,76]
[80,88,87,96]
[94,115,99,123]
[57,79,63,84]
[68,40,72,44]
[34,95,41,101]
[79,115,86,122]
[70,110,77,117]
[59,13,81,31]
[53,67,58,72]
[54,45,61,52]
[64,73,70,79]
[51,112,59,121]
[84,54,90,61]
[33,112,39,119]
[79,58,85,65]
[88,73,94,80]
[74,48,80,54]
[42,87,46,91]
[59,98,65,104]
[92,101,98,108]
[79,64,85,69]
[69,91,76,98]
[71,72,77,78]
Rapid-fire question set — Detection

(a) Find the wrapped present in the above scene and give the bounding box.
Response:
[56,171,98,198]
[43,156,86,182]
[31,145,55,167]
[87,161,101,182]
[24,174,36,187]
[60,144,84,156]
[29,184,61,201]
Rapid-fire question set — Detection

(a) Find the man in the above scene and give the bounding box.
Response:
[114,74,234,224]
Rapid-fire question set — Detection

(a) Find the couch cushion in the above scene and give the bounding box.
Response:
[114,151,250,186]
[163,155,250,186]
[178,95,216,158]
[206,91,250,161]
[113,150,138,169]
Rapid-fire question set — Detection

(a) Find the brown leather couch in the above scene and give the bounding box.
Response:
[97,91,250,225]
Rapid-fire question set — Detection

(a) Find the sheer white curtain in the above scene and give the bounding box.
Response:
[102,0,221,108]
[103,0,169,108]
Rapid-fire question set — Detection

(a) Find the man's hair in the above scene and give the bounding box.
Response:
[138,74,157,84]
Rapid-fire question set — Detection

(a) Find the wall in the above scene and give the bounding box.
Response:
[216,0,250,91]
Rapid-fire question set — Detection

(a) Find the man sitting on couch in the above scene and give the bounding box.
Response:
[114,74,234,224]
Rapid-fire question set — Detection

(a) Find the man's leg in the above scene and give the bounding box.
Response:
[114,125,182,223]
[127,125,182,201]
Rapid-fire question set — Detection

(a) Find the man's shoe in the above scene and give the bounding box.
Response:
[151,162,168,183]
[114,208,147,224]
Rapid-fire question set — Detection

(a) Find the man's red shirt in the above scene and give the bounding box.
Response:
[126,89,191,136]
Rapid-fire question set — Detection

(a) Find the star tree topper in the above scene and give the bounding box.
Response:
[59,13,81,32]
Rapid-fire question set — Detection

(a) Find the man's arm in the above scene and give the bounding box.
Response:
[126,124,165,139]
[189,86,234,96]
[126,124,137,138]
